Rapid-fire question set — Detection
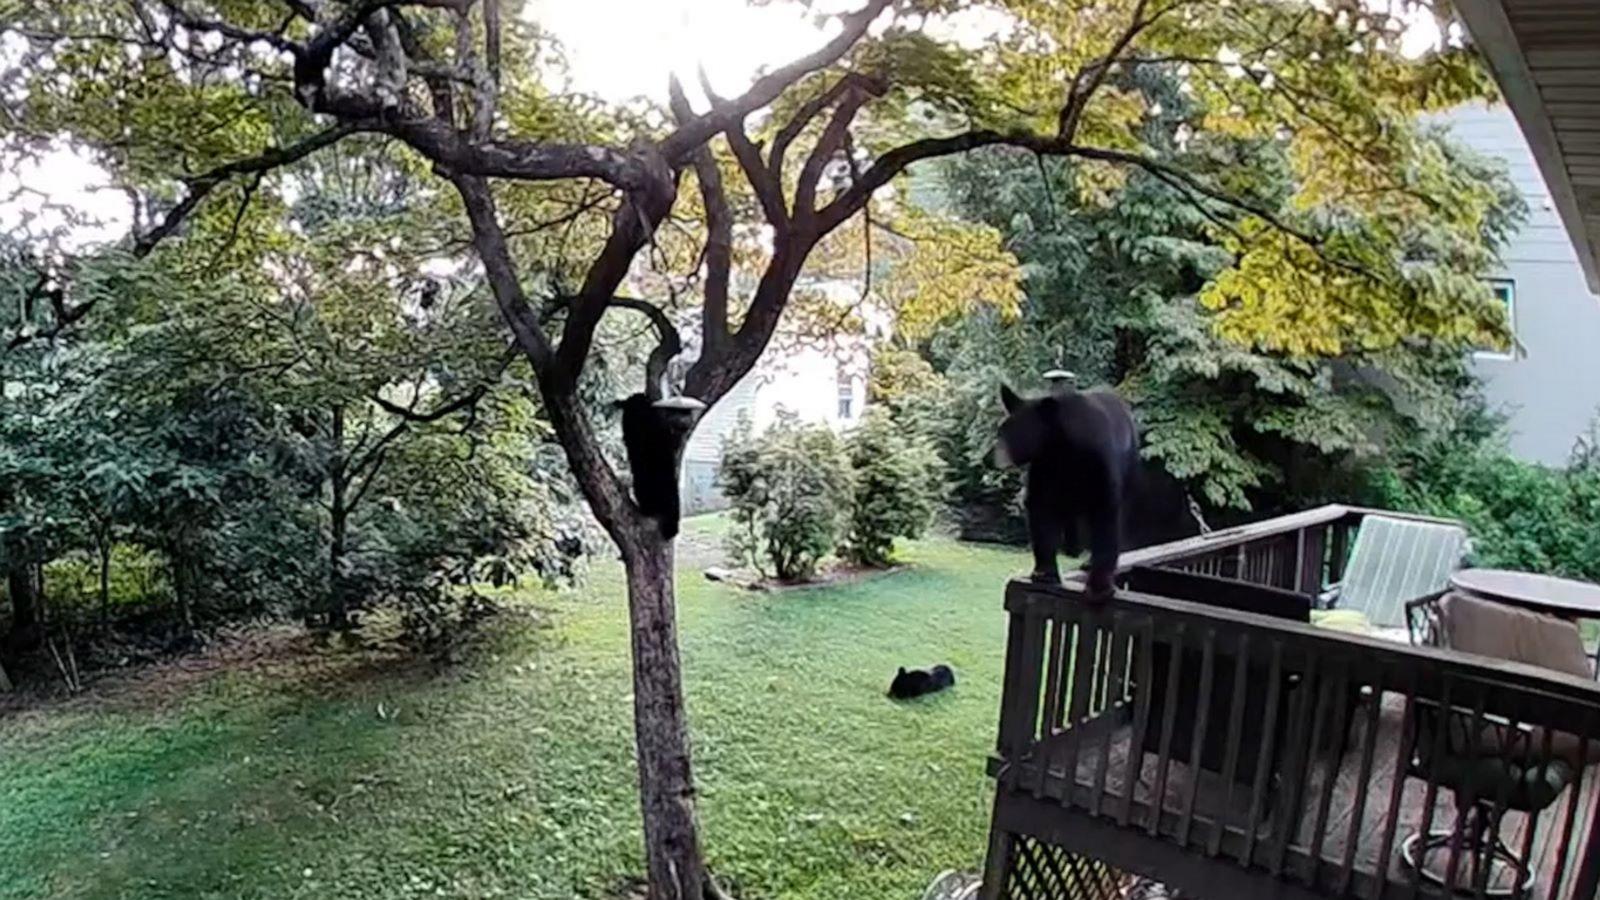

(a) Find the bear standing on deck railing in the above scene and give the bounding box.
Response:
[993,383,1139,600]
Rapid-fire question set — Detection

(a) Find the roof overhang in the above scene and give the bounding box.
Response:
[1455,0,1600,295]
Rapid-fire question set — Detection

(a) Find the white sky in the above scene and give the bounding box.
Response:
[2,0,1448,250]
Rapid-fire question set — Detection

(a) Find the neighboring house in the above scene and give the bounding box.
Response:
[680,281,886,515]
[1437,101,1600,466]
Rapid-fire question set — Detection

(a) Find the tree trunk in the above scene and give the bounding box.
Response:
[167,529,196,630]
[327,405,351,631]
[622,532,709,900]
[5,555,40,649]
[97,532,112,625]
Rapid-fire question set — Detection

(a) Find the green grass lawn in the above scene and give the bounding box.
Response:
[0,519,1029,900]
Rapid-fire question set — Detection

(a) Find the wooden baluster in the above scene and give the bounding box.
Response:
[1034,615,1070,800]
[1441,684,1491,897]
[1373,671,1420,900]
[1298,526,1327,597]
[1547,725,1593,900]
[1119,618,1156,829]
[1339,672,1386,897]
[1329,522,1351,585]
[1566,715,1600,900]
[1212,632,1252,859]
[1091,615,1131,820]
[1271,650,1323,878]
[1057,613,1101,808]
[1470,700,1526,900]
[1504,718,1551,900]
[1243,640,1286,868]
[999,599,1047,785]
[1149,623,1188,838]
[1178,627,1218,849]
[1406,675,1455,900]
[1306,662,1349,881]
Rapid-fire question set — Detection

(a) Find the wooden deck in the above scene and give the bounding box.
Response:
[1030,690,1600,897]
[981,506,1600,900]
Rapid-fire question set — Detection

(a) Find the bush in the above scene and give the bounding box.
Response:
[843,408,946,567]
[718,415,854,582]
[1370,416,1600,582]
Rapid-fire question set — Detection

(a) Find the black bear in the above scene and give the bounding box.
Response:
[616,393,700,540]
[995,384,1139,599]
[888,664,956,700]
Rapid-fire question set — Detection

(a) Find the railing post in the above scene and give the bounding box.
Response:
[1574,742,1600,900]
[998,584,1046,763]
[1296,525,1326,598]
[1328,518,1353,584]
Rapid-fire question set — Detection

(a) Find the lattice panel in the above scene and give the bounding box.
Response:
[1001,834,1128,900]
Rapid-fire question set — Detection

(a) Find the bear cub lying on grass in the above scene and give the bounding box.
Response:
[888,664,956,700]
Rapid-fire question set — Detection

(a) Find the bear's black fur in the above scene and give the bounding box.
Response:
[995,384,1139,600]
[888,664,956,700]
[616,393,696,540]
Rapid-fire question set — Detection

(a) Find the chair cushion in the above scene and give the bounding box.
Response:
[1439,592,1593,679]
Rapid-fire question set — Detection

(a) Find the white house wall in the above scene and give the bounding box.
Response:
[1439,102,1600,466]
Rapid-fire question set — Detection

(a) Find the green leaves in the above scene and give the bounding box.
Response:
[718,414,856,582]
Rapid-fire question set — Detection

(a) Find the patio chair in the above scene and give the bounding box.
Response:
[1321,514,1469,628]
[1401,591,1600,895]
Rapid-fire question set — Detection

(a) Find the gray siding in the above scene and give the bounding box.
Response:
[679,373,758,515]
[1441,102,1600,466]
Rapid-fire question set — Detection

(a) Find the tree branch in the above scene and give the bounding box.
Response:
[816,131,1367,275]
[1057,0,1150,142]
[450,174,556,374]
[768,73,880,185]
[369,342,517,424]
[550,295,684,399]
[794,82,878,223]
[133,121,359,256]
[671,77,735,359]
[555,147,677,387]
[695,68,788,231]
[658,0,893,161]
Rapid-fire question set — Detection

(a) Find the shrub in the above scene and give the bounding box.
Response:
[718,415,854,582]
[1369,415,1600,583]
[843,408,946,567]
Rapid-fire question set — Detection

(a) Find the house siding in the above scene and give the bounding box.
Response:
[679,331,873,516]
[1439,102,1600,466]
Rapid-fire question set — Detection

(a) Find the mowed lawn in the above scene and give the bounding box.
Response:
[0,518,1029,900]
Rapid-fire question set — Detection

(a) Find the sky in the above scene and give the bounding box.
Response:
[2,0,1448,250]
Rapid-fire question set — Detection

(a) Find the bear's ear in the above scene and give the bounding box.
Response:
[897,666,906,676]
[1000,384,1022,413]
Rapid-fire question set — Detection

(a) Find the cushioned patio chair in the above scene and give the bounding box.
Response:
[1401,591,1600,895]
[1322,515,1469,628]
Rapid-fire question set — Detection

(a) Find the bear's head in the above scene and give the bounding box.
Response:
[993,384,1051,467]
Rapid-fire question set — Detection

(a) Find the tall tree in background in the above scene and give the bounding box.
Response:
[3,2,1514,895]
[925,63,1525,515]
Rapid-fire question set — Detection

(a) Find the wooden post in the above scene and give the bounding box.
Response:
[999,583,1047,762]
[1296,526,1326,598]
[978,800,1018,900]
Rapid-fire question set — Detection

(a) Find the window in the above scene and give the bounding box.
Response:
[837,373,854,419]
[1476,279,1515,359]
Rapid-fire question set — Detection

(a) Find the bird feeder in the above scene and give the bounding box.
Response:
[1042,369,1077,393]
[652,394,707,425]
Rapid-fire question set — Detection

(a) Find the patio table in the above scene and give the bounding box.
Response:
[1449,568,1600,619]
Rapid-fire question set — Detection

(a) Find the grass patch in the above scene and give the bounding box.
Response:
[0,519,1029,899]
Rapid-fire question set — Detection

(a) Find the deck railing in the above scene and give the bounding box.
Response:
[984,506,1600,900]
